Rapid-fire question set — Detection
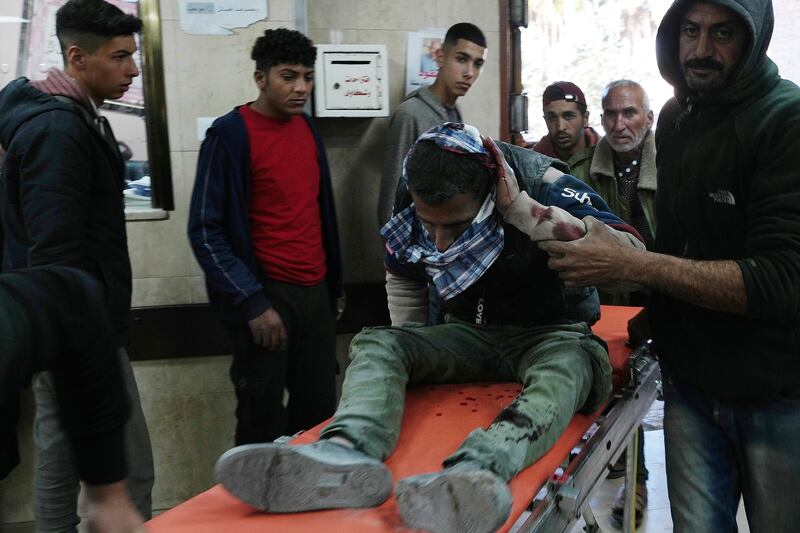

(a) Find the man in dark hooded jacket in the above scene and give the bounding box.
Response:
[0,0,154,529]
[539,0,800,531]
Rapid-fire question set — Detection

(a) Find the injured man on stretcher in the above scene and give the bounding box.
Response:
[214,123,645,533]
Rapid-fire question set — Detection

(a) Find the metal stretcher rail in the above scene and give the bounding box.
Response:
[513,342,661,533]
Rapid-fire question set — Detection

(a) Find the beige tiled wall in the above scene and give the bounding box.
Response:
[135,356,237,510]
[127,0,502,308]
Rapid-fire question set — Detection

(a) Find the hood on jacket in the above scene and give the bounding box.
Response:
[0,78,75,150]
[656,0,774,98]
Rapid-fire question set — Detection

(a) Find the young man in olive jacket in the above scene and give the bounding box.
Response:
[0,0,153,529]
[540,1,800,530]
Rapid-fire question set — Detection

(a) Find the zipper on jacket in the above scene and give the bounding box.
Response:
[675,97,694,131]
[672,97,697,256]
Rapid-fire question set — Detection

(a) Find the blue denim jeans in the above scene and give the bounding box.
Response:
[663,375,800,533]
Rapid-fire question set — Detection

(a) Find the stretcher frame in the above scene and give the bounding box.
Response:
[512,341,661,533]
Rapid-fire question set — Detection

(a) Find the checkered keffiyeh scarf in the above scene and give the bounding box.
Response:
[380,123,505,301]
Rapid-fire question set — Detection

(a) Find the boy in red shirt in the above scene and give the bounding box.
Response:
[189,29,344,446]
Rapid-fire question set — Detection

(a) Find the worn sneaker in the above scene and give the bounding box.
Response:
[395,462,512,533]
[609,481,648,529]
[214,439,392,513]
[606,452,627,479]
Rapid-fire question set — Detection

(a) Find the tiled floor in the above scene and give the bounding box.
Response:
[567,426,751,532]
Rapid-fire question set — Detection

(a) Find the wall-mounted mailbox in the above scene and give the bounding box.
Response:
[314,44,389,117]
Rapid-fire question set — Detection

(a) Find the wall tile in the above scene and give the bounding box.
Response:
[169,151,207,279]
[172,151,196,213]
[355,29,410,109]
[317,117,387,282]
[161,28,182,152]
[136,357,236,511]
[342,259,364,286]
[133,356,233,399]
[434,0,500,31]
[355,0,436,30]
[131,276,191,307]
[187,254,205,279]
[308,0,360,30]
[266,0,296,23]
[189,275,210,304]
[307,28,359,46]
[127,213,193,280]
[158,0,178,21]
[142,392,236,510]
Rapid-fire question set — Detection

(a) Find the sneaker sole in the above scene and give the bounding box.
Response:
[396,471,510,533]
[215,443,392,512]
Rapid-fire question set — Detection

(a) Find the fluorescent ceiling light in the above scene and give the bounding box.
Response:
[0,16,28,23]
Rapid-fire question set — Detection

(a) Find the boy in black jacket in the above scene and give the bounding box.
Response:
[0,0,153,528]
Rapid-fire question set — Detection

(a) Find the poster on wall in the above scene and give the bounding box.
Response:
[22,0,144,107]
[405,29,446,96]
[179,0,267,35]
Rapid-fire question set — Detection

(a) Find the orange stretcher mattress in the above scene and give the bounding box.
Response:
[147,305,640,533]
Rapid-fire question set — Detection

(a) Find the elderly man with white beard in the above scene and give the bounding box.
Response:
[586,80,656,256]
[574,79,657,528]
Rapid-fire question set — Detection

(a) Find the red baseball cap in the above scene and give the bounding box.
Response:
[542,81,587,107]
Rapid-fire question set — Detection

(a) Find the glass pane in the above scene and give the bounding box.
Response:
[520,0,673,143]
[0,0,172,213]
[519,0,799,144]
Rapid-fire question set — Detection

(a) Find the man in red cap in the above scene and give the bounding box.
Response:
[533,81,599,181]
[538,79,655,527]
